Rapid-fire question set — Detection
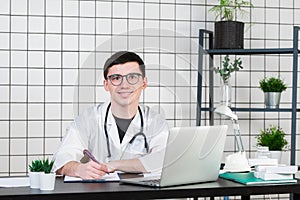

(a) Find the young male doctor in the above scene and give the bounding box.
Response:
[53,51,169,179]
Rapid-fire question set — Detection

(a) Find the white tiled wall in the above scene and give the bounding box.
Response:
[0,1,300,189]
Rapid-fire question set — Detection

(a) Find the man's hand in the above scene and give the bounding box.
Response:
[75,161,109,179]
[58,161,109,180]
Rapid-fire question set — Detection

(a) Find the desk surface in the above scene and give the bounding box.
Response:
[0,177,300,200]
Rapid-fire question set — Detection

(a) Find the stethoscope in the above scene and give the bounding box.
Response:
[103,103,149,161]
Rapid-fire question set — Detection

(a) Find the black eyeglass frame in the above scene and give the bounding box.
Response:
[107,73,144,86]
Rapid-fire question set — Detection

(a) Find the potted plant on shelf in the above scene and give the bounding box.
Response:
[39,158,55,191]
[256,125,288,163]
[259,76,287,108]
[28,159,43,189]
[214,55,243,106]
[209,0,254,49]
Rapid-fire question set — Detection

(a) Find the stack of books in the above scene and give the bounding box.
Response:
[254,165,298,181]
[219,171,297,185]
[219,158,298,185]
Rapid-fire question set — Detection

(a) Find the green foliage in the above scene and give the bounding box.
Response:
[29,159,43,172]
[209,0,254,21]
[214,55,243,83]
[257,125,288,151]
[42,158,54,174]
[259,76,287,93]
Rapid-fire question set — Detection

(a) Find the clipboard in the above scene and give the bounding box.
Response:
[219,172,297,185]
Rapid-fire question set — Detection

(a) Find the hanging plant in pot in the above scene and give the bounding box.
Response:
[214,55,243,106]
[259,76,287,109]
[209,0,254,49]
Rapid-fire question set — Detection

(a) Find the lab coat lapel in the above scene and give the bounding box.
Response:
[106,109,121,149]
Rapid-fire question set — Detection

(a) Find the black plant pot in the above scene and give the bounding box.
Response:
[214,21,244,49]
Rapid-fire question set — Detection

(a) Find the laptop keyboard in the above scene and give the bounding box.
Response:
[141,179,161,187]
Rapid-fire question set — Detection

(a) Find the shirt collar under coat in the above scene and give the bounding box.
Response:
[103,101,144,151]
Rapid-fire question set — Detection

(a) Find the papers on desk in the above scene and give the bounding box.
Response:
[64,171,120,183]
[0,177,30,187]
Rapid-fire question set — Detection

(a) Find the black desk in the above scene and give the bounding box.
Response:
[0,177,300,200]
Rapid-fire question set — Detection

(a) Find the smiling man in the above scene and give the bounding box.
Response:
[53,51,169,179]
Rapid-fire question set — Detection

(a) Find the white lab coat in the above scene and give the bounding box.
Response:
[53,100,169,173]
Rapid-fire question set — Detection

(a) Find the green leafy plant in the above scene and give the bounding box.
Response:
[259,76,287,93]
[29,159,43,172]
[214,55,243,83]
[42,158,54,174]
[209,0,254,21]
[257,125,288,151]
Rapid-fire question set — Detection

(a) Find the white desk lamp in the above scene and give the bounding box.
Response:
[214,105,251,172]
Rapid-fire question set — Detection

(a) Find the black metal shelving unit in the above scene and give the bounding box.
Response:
[197,26,300,165]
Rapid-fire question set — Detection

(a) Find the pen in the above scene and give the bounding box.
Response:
[83,149,110,175]
[83,149,99,163]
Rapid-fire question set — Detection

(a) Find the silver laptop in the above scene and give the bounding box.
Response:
[121,125,228,187]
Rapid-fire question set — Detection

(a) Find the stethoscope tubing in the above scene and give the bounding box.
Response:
[103,103,149,161]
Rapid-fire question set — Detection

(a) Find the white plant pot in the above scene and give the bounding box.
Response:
[39,172,56,191]
[29,172,41,189]
[270,151,282,163]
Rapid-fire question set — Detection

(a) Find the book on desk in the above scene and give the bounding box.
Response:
[254,165,298,181]
[219,172,297,185]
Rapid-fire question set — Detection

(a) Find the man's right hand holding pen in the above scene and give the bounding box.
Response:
[74,160,110,179]
[56,149,115,180]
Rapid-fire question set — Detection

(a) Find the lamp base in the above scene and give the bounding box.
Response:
[223,151,251,172]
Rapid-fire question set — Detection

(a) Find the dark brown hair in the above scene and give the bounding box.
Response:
[103,51,145,79]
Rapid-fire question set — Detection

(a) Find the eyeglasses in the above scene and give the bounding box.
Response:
[107,73,144,86]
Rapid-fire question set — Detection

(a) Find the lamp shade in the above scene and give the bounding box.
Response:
[214,105,238,120]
